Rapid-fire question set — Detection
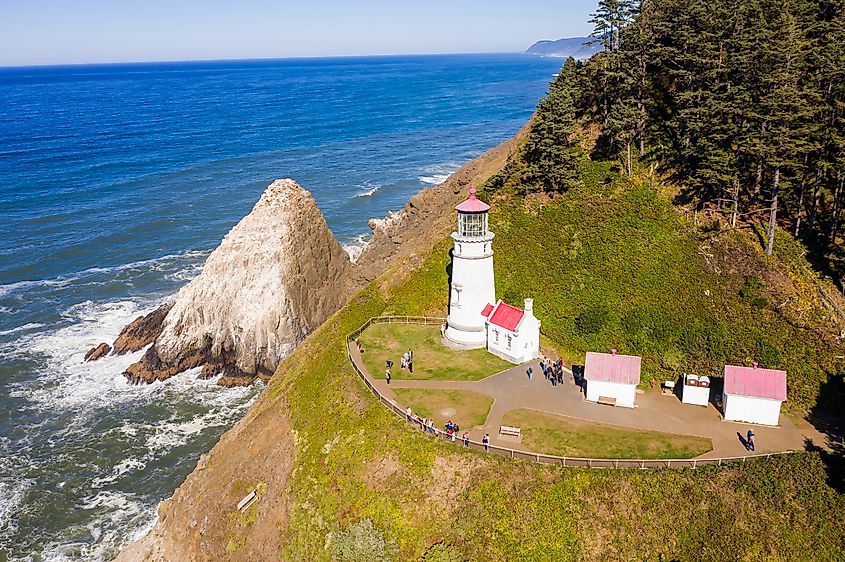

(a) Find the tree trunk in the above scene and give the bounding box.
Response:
[731,178,740,228]
[766,166,780,256]
[627,142,632,177]
[793,169,807,237]
[753,159,764,201]
[831,172,843,242]
[809,168,822,232]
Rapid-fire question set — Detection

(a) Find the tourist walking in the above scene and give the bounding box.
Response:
[463,432,469,446]
[747,429,755,452]
[406,406,412,423]
[408,349,414,374]
[482,433,490,451]
[385,368,391,384]
[527,366,533,380]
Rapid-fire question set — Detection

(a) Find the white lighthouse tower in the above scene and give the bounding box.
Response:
[445,187,496,348]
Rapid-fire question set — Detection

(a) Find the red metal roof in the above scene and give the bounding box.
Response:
[480,303,494,317]
[724,365,787,401]
[584,351,641,385]
[488,301,524,331]
[455,187,490,213]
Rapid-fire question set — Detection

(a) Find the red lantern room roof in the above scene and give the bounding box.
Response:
[455,187,490,213]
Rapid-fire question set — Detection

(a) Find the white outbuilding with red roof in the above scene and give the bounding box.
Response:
[722,363,787,426]
[584,350,642,408]
[484,299,541,364]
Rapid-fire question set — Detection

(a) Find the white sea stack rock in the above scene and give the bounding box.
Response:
[123,179,353,385]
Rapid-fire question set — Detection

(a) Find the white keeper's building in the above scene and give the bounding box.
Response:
[444,188,540,364]
[583,350,642,408]
[722,363,787,426]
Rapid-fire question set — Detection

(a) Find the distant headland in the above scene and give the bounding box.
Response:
[525,36,601,59]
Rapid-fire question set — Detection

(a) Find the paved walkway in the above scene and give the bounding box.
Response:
[349,342,829,459]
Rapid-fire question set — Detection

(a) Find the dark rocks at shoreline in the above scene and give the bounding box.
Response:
[112,302,174,355]
[84,342,111,362]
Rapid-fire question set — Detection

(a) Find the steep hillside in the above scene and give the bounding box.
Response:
[118,164,845,561]
[488,162,845,412]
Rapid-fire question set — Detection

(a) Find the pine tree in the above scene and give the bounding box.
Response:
[523,58,584,193]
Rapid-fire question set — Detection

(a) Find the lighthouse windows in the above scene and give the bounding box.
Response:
[458,213,486,237]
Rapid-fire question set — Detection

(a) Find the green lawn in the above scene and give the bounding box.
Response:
[392,388,493,430]
[502,408,713,459]
[358,323,511,381]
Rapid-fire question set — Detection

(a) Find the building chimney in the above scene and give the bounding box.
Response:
[524,298,533,313]
[611,348,617,356]
[752,361,759,369]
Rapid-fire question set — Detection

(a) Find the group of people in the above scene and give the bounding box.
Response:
[406,407,470,445]
[385,349,414,384]
[526,356,566,387]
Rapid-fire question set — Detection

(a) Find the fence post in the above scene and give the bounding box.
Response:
[693,459,697,468]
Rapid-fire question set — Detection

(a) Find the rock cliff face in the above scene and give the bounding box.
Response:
[122,179,354,385]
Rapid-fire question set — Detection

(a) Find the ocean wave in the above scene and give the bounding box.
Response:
[342,234,370,263]
[418,160,462,186]
[0,322,45,336]
[0,477,32,546]
[0,249,209,299]
[353,182,381,198]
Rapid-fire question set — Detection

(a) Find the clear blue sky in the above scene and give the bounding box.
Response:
[0,0,597,66]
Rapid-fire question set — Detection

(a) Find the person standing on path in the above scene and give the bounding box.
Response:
[385,368,391,385]
[406,406,412,423]
[747,429,755,452]
[408,349,414,374]
[482,433,490,451]
[463,432,469,447]
[527,366,533,380]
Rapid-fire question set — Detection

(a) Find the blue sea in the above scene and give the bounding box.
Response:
[0,54,562,560]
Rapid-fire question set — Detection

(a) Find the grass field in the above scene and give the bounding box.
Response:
[358,323,511,381]
[392,388,493,429]
[502,408,713,459]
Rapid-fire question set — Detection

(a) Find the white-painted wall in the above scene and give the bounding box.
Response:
[446,231,495,348]
[723,393,782,426]
[586,379,637,408]
[681,384,710,406]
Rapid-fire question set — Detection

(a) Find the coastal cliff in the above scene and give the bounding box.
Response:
[122,179,355,386]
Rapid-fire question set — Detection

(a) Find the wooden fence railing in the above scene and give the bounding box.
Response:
[346,316,795,469]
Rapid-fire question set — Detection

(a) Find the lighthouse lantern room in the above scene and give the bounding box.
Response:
[445,187,496,348]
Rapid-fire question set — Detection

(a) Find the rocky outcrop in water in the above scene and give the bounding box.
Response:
[112,303,174,355]
[84,342,111,362]
[122,179,354,386]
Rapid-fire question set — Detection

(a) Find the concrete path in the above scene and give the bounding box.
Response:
[349,342,829,459]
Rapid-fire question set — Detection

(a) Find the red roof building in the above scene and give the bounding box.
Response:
[584,350,641,385]
[723,364,787,401]
[455,187,490,213]
[487,301,525,332]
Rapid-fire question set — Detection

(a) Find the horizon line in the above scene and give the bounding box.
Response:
[0,49,560,71]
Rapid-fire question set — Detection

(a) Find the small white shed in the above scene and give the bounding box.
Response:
[484,298,540,364]
[584,350,641,408]
[722,363,787,426]
[681,374,711,407]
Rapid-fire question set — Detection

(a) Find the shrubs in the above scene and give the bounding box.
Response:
[575,306,610,335]
[739,276,768,308]
[329,519,398,562]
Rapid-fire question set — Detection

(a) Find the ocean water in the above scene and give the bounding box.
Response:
[0,54,562,560]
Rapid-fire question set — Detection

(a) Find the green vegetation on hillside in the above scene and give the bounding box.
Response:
[358,324,510,381]
[265,216,844,559]
[502,408,713,459]
[486,162,842,410]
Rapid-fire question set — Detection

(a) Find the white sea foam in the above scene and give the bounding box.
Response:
[0,250,208,299]
[0,478,31,544]
[0,322,45,336]
[418,160,462,186]
[369,210,405,232]
[342,234,370,263]
[353,182,381,198]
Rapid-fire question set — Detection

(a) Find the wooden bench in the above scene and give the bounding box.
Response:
[500,425,521,438]
[597,396,617,407]
[237,490,258,512]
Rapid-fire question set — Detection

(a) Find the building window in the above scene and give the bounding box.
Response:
[494,329,499,344]
[507,334,512,350]
[459,213,486,237]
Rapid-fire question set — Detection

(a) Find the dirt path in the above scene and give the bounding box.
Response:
[349,341,829,459]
